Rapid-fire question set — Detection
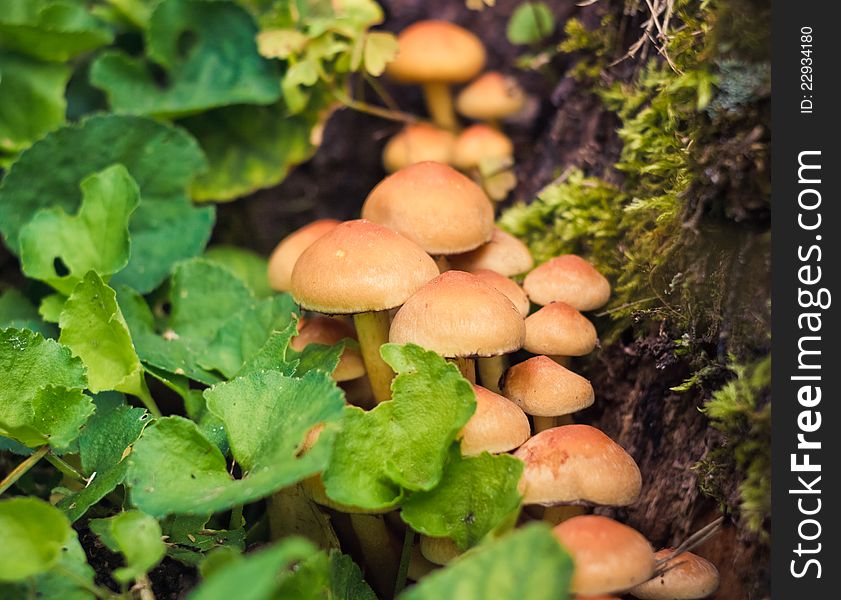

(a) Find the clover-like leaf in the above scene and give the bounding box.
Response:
[0,497,73,582]
[90,511,166,584]
[363,31,398,76]
[0,114,214,293]
[401,448,523,550]
[128,370,344,516]
[399,524,573,600]
[91,0,280,118]
[59,272,146,399]
[506,2,554,45]
[322,344,475,510]
[203,245,273,299]
[19,165,140,295]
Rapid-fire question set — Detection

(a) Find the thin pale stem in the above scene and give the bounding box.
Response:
[422,82,458,130]
[136,378,162,419]
[333,89,420,124]
[354,310,395,404]
[45,453,85,481]
[350,514,398,597]
[0,445,49,495]
[393,527,415,597]
[477,355,505,393]
[532,416,557,432]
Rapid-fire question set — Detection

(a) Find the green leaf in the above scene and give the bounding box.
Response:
[184,102,319,202]
[506,2,554,45]
[0,51,69,156]
[59,272,145,397]
[57,461,129,523]
[128,370,344,516]
[203,245,273,298]
[0,289,56,337]
[90,0,280,118]
[187,538,319,600]
[0,328,89,449]
[0,497,72,582]
[234,323,299,377]
[78,393,149,476]
[38,293,66,324]
[90,511,165,583]
[19,165,140,295]
[0,0,114,62]
[161,514,245,565]
[363,31,397,76]
[0,530,95,599]
[399,525,573,600]
[276,550,377,600]
[401,449,523,550]
[0,114,214,294]
[322,344,475,510]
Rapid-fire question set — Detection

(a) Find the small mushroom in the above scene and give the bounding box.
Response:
[455,71,527,124]
[523,254,611,311]
[267,219,340,291]
[389,271,525,383]
[291,316,365,382]
[449,228,534,277]
[514,425,642,507]
[451,124,514,171]
[553,515,656,596]
[630,549,720,600]
[472,270,529,317]
[291,220,439,403]
[419,535,463,566]
[459,384,531,455]
[503,355,594,418]
[387,21,486,130]
[363,162,495,256]
[382,123,455,172]
[524,302,598,358]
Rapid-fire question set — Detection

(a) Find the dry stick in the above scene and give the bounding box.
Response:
[0,445,49,495]
[655,517,725,569]
[134,575,156,600]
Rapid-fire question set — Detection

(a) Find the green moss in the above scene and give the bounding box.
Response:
[557,15,615,81]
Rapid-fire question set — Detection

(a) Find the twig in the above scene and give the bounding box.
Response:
[655,516,725,567]
[393,528,415,597]
[332,89,421,124]
[0,445,49,495]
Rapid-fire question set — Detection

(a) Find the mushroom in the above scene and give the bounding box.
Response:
[267,219,340,291]
[291,220,439,403]
[449,227,534,277]
[419,535,463,566]
[386,20,486,130]
[291,316,365,382]
[459,384,531,455]
[553,515,656,596]
[389,271,525,383]
[523,254,611,311]
[362,161,495,256]
[451,124,514,171]
[630,549,720,600]
[382,123,455,173]
[455,71,526,125]
[513,425,642,507]
[524,301,598,361]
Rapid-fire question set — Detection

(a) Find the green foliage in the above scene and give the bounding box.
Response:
[555,16,615,80]
[203,245,273,298]
[0,289,56,338]
[506,2,554,45]
[0,497,73,581]
[90,510,166,583]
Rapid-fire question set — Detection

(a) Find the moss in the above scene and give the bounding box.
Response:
[557,15,616,81]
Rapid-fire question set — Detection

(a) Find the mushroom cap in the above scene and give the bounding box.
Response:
[502,355,594,417]
[362,161,494,254]
[362,162,494,255]
[630,550,720,600]
[291,219,439,314]
[386,20,486,84]
[419,535,463,566]
[449,227,534,277]
[268,219,340,291]
[451,124,514,170]
[390,271,526,358]
[513,425,642,506]
[455,71,526,120]
[382,124,455,173]
[459,384,531,455]
[291,316,365,382]
[472,269,530,317]
[553,515,655,596]
[524,302,598,356]
[523,255,611,311]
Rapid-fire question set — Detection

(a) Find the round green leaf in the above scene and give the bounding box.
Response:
[0,498,72,582]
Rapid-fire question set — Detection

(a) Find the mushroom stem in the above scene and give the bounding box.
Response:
[549,355,572,368]
[533,413,573,433]
[351,513,400,596]
[477,355,505,393]
[449,356,476,383]
[267,483,339,548]
[422,82,458,130]
[543,504,587,525]
[354,310,394,404]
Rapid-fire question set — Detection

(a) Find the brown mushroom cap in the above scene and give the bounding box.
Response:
[386,21,486,84]
[389,271,525,358]
[382,124,455,173]
[630,550,720,600]
[578,597,623,600]
[291,219,439,314]
[419,535,463,566]
[472,269,530,317]
[514,425,642,506]
[449,227,534,277]
[523,255,611,311]
[524,302,598,356]
[362,162,494,255]
[554,515,655,596]
[268,219,340,291]
[502,355,594,417]
[459,384,531,455]
[291,316,365,382]
[451,124,514,171]
[455,72,526,120]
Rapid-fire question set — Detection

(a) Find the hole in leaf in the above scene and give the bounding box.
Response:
[53,257,70,277]
[147,62,170,90]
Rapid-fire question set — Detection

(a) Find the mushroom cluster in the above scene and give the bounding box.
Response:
[382,20,525,201]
